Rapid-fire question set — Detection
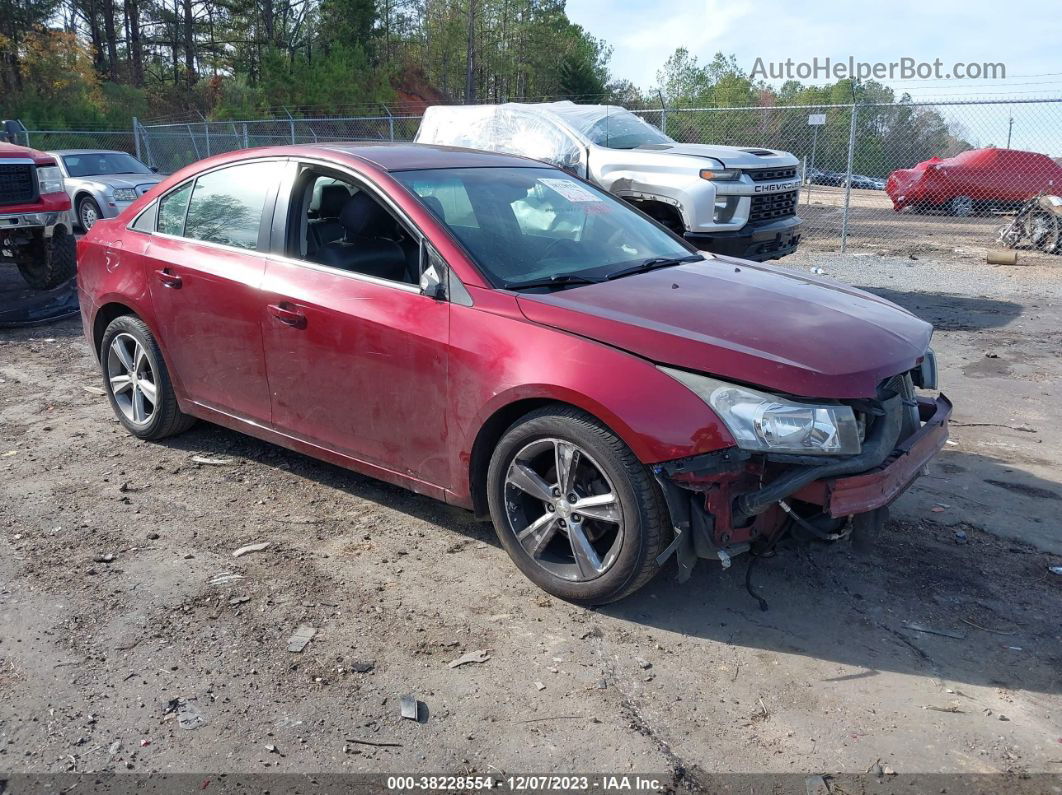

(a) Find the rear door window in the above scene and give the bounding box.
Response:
[184,161,282,250]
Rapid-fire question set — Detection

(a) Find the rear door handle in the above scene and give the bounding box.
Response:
[267,302,307,329]
[155,268,182,288]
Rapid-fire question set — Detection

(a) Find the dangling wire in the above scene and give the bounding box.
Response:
[743,515,792,612]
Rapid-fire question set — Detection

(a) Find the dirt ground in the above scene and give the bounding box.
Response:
[0,247,1060,787]
[798,185,1062,268]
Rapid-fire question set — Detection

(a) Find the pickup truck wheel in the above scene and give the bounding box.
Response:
[78,196,103,230]
[99,315,195,440]
[487,407,670,605]
[16,226,77,290]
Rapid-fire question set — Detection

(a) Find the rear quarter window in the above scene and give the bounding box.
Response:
[156,182,193,236]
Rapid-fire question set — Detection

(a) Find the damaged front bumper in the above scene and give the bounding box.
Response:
[653,394,952,580]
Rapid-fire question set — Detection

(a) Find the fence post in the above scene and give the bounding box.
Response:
[381,104,395,141]
[284,107,295,144]
[657,91,667,137]
[132,117,142,161]
[242,122,249,149]
[139,119,156,169]
[204,122,211,156]
[839,103,858,253]
[187,124,201,159]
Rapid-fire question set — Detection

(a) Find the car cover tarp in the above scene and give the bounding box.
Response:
[0,268,79,327]
[416,102,588,168]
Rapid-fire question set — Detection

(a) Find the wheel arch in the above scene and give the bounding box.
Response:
[623,197,684,233]
[465,391,648,520]
[74,190,99,212]
[92,301,138,358]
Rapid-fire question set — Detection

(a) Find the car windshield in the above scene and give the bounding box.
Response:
[393,166,698,288]
[552,107,672,149]
[62,152,152,177]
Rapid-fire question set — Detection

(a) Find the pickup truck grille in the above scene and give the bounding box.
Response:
[749,190,798,223]
[746,167,797,182]
[0,164,37,205]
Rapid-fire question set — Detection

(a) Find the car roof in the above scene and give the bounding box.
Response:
[318,142,542,171]
[48,149,132,156]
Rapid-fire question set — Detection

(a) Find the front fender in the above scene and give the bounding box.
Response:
[592,151,724,232]
[448,290,735,502]
[598,168,716,233]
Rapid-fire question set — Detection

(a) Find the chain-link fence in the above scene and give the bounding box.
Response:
[20,129,138,158]
[135,115,422,175]
[18,97,1062,258]
[645,98,1062,259]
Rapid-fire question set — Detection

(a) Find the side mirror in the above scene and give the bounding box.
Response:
[150,166,159,173]
[419,263,446,300]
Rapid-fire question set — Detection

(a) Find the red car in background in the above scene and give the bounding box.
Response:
[76,143,949,604]
[886,147,1062,216]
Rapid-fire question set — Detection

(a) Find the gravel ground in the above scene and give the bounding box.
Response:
[1,250,1060,786]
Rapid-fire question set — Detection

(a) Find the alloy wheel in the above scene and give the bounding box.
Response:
[503,438,624,582]
[106,332,158,425]
[80,199,100,230]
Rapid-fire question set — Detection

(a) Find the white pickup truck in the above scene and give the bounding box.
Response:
[416,101,803,261]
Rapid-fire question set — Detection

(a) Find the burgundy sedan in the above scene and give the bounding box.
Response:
[77,143,951,604]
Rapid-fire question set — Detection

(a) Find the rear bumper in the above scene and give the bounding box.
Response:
[793,394,952,517]
[684,215,802,261]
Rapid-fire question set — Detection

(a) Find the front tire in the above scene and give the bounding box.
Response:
[486,407,671,605]
[99,315,195,440]
[78,195,103,230]
[17,227,77,290]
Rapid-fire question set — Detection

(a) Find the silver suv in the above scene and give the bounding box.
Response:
[416,102,802,261]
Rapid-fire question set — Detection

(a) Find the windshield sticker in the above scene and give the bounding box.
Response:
[540,178,600,203]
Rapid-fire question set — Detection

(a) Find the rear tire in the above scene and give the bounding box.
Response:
[17,227,76,290]
[949,195,974,217]
[486,407,671,605]
[99,315,195,440]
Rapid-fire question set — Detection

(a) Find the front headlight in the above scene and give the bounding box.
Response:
[112,188,138,202]
[660,367,862,455]
[700,168,741,181]
[36,166,65,194]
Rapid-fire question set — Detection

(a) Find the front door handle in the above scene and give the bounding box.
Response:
[267,302,307,329]
[155,268,182,288]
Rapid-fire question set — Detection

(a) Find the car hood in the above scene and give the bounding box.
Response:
[515,258,933,398]
[71,173,161,191]
[634,142,798,169]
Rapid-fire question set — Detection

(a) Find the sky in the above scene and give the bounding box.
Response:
[564,0,1062,154]
[565,0,1062,100]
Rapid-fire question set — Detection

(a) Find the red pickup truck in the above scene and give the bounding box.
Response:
[0,141,77,289]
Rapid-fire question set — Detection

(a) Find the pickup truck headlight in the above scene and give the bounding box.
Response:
[659,367,862,455]
[700,168,741,181]
[36,166,65,195]
[112,188,138,202]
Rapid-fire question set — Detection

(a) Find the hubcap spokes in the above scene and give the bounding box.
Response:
[107,333,157,425]
[504,438,623,582]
